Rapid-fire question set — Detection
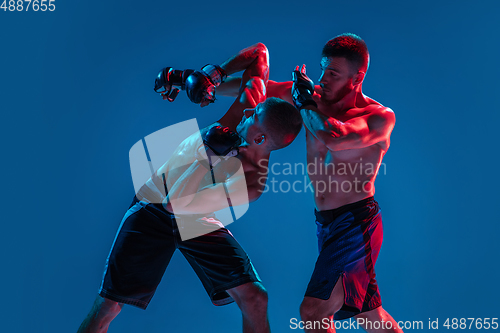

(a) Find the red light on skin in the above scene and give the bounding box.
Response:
[283,134,295,146]
[363,181,373,193]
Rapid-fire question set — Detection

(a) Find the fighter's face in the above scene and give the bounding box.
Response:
[236,104,263,143]
[319,57,356,104]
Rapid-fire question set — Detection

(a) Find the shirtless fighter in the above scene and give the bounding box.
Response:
[77,43,302,333]
[217,34,401,332]
[274,33,400,333]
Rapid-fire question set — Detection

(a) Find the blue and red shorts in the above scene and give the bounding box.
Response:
[305,197,383,320]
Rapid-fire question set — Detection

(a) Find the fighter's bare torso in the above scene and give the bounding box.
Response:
[307,93,393,211]
[155,122,268,207]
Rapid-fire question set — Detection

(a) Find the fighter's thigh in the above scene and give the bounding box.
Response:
[105,206,177,283]
[178,228,250,269]
[301,275,344,319]
[177,227,258,293]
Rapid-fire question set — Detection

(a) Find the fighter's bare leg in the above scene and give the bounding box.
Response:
[77,295,123,333]
[355,307,404,333]
[300,276,345,333]
[300,275,403,333]
[226,281,270,333]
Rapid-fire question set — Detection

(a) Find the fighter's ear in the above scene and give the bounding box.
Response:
[353,71,365,86]
[253,134,266,145]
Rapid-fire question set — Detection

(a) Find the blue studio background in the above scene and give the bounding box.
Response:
[1,0,499,332]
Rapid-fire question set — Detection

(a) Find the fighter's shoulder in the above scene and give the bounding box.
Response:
[363,97,394,114]
[361,101,395,124]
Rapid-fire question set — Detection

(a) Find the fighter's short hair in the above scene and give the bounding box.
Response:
[260,97,302,150]
[322,33,370,73]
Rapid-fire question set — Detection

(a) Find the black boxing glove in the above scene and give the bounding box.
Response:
[185,64,227,104]
[292,70,318,109]
[198,125,241,170]
[154,67,195,102]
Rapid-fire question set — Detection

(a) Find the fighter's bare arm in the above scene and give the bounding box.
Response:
[266,77,395,151]
[291,65,395,151]
[216,43,303,103]
[220,79,325,111]
[168,168,264,215]
[216,77,242,97]
[301,104,395,151]
[218,43,269,128]
[162,44,269,213]
[163,159,254,214]
[164,149,264,214]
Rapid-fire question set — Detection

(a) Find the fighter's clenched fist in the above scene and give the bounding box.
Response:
[291,65,318,110]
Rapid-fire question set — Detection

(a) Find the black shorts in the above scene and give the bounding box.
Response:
[305,197,383,320]
[99,198,260,309]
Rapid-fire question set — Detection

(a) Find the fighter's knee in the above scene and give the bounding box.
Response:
[101,298,123,315]
[78,296,123,332]
[299,299,316,321]
[94,296,123,317]
[234,282,268,307]
[246,283,268,306]
[300,296,343,321]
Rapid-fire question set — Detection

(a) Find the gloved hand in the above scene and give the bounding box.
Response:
[292,65,318,109]
[154,67,195,102]
[185,64,227,106]
[197,125,241,170]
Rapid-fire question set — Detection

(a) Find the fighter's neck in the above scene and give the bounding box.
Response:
[240,146,270,168]
[323,86,369,115]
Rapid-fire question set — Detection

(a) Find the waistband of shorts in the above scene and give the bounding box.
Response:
[314,196,376,225]
[132,197,217,222]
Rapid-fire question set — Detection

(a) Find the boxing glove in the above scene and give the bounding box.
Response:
[198,125,241,169]
[292,69,318,109]
[154,67,195,101]
[185,64,227,104]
